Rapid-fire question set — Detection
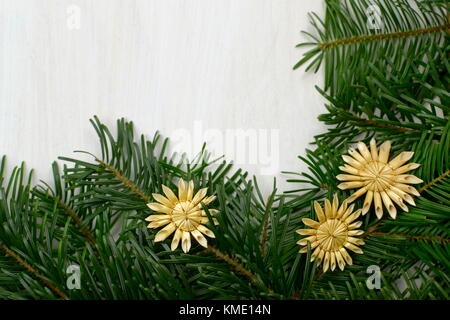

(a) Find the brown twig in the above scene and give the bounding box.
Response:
[418,169,450,193]
[95,158,150,202]
[0,244,68,300]
[367,232,450,243]
[205,246,274,294]
[313,270,324,281]
[292,290,301,300]
[319,183,332,191]
[349,117,419,133]
[259,214,270,257]
[363,220,384,238]
[206,246,258,282]
[56,198,95,244]
[319,24,450,50]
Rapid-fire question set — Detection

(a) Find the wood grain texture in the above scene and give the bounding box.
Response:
[0,0,325,194]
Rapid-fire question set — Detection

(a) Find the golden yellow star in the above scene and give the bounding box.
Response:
[146,179,218,253]
[337,139,422,219]
[297,195,365,272]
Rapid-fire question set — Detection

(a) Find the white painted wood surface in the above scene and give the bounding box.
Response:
[0,0,326,194]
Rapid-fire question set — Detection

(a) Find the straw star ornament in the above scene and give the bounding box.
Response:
[337,139,422,219]
[145,179,218,253]
[297,195,365,272]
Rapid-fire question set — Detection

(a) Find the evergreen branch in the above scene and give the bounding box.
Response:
[259,214,270,257]
[418,169,450,193]
[313,271,324,281]
[0,0,447,300]
[364,220,383,237]
[95,158,151,202]
[295,0,449,97]
[0,244,68,300]
[319,23,450,50]
[204,246,274,293]
[367,232,450,244]
[290,0,450,300]
[319,183,332,191]
[348,116,419,133]
[291,291,301,300]
[363,220,384,236]
[95,154,268,294]
[55,197,95,244]
[205,246,257,281]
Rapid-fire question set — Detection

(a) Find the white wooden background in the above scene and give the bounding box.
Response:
[0,0,326,195]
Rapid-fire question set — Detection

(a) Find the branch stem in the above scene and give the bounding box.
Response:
[205,246,258,282]
[0,244,69,300]
[56,198,95,244]
[419,169,450,193]
[367,232,450,243]
[205,246,274,294]
[320,23,450,50]
[95,158,151,202]
[348,116,419,133]
[259,215,270,257]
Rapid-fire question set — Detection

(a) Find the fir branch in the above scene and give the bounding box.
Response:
[95,158,151,202]
[205,246,275,295]
[313,271,323,281]
[319,23,450,50]
[55,197,95,244]
[291,290,301,300]
[348,116,419,133]
[259,214,270,257]
[367,232,450,244]
[364,220,384,236]
[319,183,332,191]
[295,0,449,98]
[0,244,68,300]
[205,246,257,282]
[418,169,450,193]
[94,154,269,294]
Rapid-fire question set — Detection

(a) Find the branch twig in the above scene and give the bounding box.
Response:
[320,24,450,50]
[259,215,270,257]
[95,158,150,202]
[0,244,69,300]
[418,169,450,193]
[56,198,95,244]
[205,246,258,282]
[367,232,450,243]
